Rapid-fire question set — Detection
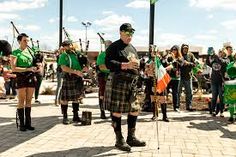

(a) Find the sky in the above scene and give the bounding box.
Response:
[0,0,236,54]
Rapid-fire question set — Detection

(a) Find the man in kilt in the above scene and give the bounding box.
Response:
[58,40,84,125]
[104,23,146,152]
[96,40,112,119]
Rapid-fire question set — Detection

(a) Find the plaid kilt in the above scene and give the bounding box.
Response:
[59,74,84,101]
[104,72,141,113]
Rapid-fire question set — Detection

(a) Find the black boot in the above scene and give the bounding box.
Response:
[72,103,81,123]
[161,103,169,122]
[112,115,131,151]
[151,102,158,120]
[126,115,146,147]
[61,105,70,125]
[99,99,106,119]
[17,108,26,131]
[25,107,35,130]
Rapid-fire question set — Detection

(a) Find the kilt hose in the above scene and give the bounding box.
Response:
[59,74,84,101]
[104,72,141,113]
[98,73,108,97]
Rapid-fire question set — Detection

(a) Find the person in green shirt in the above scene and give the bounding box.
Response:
[96,40,112,119]
[58,40,85,125]
[10,33,37,132]
[226,54,236,123]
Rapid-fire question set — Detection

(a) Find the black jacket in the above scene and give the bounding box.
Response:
[105,39,139,74]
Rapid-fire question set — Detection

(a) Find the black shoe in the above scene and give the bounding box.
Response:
[115,139,131,151]
[126,136,146,147]
[187,108,195,112]
[115,131,131,151]
[19,126,27,132]
[151,116,157,121]
[63,118,70,125]
[163,117,169,122]
[228,117,234,123]
[174,108,180,112]
[212,112,216,117]
[126,128,146,147]
[100,110,107,119]
[26,125,35,130]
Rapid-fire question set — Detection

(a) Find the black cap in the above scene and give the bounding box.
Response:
[120,23,135,32]
[61,40,72,47]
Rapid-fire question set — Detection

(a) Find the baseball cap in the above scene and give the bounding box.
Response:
[61,40,72,47]
[120,23,135,33]
[207,47,215,55]
[182,44,189,49]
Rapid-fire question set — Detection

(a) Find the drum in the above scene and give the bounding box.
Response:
[224,80,236,104]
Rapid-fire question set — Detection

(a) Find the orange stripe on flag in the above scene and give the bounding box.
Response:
[156,72,171,94]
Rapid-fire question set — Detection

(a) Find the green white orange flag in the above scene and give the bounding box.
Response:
[150,0,158,4]
[155,56,171,94]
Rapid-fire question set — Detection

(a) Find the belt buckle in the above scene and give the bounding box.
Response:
[131,76,138,87]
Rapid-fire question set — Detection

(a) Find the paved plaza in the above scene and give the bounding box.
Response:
[0,81,236,157]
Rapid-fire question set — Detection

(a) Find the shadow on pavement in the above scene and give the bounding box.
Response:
[188,121,236,140]
[26,146,119,157]
[171,114,236,140]
[0,116,60,153]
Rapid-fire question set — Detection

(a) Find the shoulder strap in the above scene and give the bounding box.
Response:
[65,53,72,68]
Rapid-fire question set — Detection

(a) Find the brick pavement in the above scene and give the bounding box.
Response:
[0,89,236,157]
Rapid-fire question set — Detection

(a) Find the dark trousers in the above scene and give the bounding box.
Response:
[35,75,43,100]
[211,82,224,113]
[168,80,180,109]
[5,78,17,96]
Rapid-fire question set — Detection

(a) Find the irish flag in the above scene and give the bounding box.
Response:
[155,56,171,94]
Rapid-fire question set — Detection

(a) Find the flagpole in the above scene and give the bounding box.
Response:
[149,1,155,45]
[149,0,160,150]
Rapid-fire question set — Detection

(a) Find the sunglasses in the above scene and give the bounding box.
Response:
[123,31,134,36]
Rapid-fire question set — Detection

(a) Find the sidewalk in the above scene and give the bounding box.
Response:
[0,83,236,157]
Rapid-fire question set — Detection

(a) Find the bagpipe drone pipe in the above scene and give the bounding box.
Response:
[63,27,88,68]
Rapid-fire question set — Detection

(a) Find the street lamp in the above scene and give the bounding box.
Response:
[81,21,92,50]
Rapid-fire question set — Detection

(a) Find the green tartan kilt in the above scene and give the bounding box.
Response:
[59,75,84,101]
[104,73,141,113]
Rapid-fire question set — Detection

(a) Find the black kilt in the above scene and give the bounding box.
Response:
[16,72,36,89]
[59,74,84,101]
[104,72,141,113]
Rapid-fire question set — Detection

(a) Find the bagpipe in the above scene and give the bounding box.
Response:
[97,32,105,52]
[11,21,43,67]
[63,27,88,68]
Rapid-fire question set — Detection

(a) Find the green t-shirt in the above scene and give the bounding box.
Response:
[96,51,109,73]
[12,48,34,67]
[58,51,82,71]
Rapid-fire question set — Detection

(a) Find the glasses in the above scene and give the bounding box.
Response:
[123,31,134,37]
